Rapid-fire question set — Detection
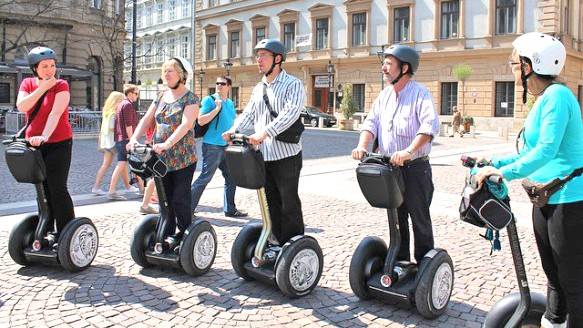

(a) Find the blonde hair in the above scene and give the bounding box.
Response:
[102,91,124,119]
[161,58,187,84]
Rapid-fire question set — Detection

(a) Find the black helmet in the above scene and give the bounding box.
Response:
[28,46,57,77]
[254,39,286,62]
[383,44,419,74]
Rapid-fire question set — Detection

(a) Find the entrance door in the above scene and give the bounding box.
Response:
[312,76,329,113]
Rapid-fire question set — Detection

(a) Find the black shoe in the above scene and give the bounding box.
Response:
[225,210,248,218]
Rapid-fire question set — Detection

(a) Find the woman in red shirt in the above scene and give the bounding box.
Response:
[16,46,74,235]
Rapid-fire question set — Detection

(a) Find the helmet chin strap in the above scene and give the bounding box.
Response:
[390,64,406,85]
[264,55,281,77]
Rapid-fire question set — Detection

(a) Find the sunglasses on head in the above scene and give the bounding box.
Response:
[216,82,227,86]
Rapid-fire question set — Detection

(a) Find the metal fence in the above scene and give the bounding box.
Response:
[5,110,103,135]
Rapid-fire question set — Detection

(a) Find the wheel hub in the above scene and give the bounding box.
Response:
[431,263,453,310]
[289,248,319,292]
[193,231,215,269]
[69,224,98,267]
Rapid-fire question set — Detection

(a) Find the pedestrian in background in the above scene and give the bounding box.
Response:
[107,84,141,200]
[139,123,158,214]
[450,106,463,138]
[92,91,124,195]
[191,76,247,218]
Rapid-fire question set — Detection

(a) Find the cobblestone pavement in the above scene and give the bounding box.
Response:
[0,130,548,327]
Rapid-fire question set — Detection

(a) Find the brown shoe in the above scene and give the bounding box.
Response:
[140,205,159,214]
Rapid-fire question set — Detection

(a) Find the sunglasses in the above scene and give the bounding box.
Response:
[216,82,228,86]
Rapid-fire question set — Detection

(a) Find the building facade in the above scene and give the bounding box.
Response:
[127,0,583,130]
[0,0,126,111]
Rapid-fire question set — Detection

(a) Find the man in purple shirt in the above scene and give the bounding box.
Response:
[352,44,439,264]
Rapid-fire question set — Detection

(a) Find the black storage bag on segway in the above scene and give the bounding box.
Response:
[225,143,265,190]
[459,182,513,231]
[128,151,168,180]
[5,141,46,184]
[356,158,405,209]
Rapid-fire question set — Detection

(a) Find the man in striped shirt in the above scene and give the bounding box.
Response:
[223,39,305,245]
[351,44,440,264]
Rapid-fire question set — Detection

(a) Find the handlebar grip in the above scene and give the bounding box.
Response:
[229,133,249,143]
[488,175,503,184]
[2,138,28,145]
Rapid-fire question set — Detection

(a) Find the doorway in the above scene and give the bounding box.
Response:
[312,75,330,113]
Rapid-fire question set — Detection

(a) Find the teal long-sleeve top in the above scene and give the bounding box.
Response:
[491,84,583,205]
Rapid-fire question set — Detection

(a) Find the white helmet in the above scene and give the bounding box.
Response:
[172,56,193,84]
[512,32,566,76]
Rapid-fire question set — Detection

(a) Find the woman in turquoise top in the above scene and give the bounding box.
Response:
[477,32,583,327]
[128,57,199,241]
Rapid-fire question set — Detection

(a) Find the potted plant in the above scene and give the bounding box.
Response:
[339,84,358,130]
[462,115,474,132]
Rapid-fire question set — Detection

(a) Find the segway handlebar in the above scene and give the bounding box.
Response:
[130,143,154,155]
[461,155,502,184]
[362,152,391,163]
[2,137,30,146]
[228,133,250,144]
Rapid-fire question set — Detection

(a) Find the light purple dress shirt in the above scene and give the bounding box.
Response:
[361,80,439,159]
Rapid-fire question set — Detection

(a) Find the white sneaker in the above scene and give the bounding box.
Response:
[541,317,567,328]
[91,187,106,195]
[107,192,127,201]
[124,186,139,193]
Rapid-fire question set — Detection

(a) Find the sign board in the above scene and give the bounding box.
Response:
[501,102,508,108]
[296,34,311,47]
[314,75,333,88]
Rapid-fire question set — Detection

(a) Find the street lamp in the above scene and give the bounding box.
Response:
[327,60,334,114]
[197,67,205,96]
[223,58,233,77]
[376,45,386,90]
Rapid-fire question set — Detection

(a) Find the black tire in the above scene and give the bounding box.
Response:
[414,251,454,319]
[180,220,217,276]
[58,217,99,272]
[231,222,262,281]
[8,215,38,266]
[130,214,158,268]
[275,236,324,298]
[349,236,387,300]
[483,292,546,327]
[310,118,318,127]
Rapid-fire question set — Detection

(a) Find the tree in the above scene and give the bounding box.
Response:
[340,84,358,120]
[452,63,473,116]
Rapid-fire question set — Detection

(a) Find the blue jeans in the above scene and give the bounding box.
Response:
[190,143,237,214]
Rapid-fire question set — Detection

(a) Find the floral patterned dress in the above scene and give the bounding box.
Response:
[153,91,199,171]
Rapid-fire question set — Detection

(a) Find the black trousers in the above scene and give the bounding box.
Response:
[533,200,583,327]
[264,152,304,244]
[161,163,196,236]
[395,159,435,263]
[39,139,75,233]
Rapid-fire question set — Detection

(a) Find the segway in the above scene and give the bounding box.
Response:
[225,134,323,298]
[4,138,99,272]
[460,156,546,327]
[128,144,217,276]
[349,153,454,319]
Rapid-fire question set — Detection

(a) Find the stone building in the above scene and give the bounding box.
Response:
[0,0,126,111]
[188,0,583,131]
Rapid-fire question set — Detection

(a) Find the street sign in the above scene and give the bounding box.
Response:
[314,76,332,88]
[296,34,311,47]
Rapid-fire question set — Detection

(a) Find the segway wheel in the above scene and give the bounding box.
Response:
[275,236,323,298]
[349,236,387,300]
[483,292,546,327]
[414,251,454,319]
[231,222,262,281]
[130,214,158,268]
[180,220,217,276]
[58,217,99,272]
[8,215,39,266]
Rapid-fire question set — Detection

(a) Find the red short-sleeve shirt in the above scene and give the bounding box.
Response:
[19,78,72,143]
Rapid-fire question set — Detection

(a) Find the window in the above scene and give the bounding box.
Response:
[182,0,190,18]
[90,0,102,9]
[125,9,132,29]
[578,85,583,109]
[441,0,459,39]
[440,82,458,115]
[255,27,266,45]
[283,23,295,52]
[136,7,142,28]
[167,38,176,58]
[207,34,217,60]
[0,83,10,103]
[231,87,239,109]
[315,18,329,50]
[353,84,365,113]
[208,87,216,95]
[181,35,189,58]
[496,0,516,35]
[495,82,515,117]
[146,6,153,26]
[352,13,366,47]
[230,31,240,58]
[209,0,217,8]
[168,0,176,21]
[157,2,164,24]
[143,42,151,65]
[156,41,164,62]
[114,0,120,15]
[394,7,410,42]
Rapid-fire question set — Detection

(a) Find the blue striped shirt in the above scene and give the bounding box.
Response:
[231,70,305,161]
[361,80,439,158]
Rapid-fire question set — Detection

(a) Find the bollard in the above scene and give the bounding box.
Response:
[319,117,325,128]
[439,123,448,137]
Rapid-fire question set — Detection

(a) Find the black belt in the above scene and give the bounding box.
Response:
[404,155,429,167]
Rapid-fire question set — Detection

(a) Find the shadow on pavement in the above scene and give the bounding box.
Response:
[197,214,325,234]
[17,264,178,312]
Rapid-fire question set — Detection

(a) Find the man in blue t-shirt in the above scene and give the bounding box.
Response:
[191,76,247,217]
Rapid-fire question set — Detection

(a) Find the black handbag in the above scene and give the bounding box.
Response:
[4,94,47,184]
[459,177,514,231]
[262,83,304,144]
